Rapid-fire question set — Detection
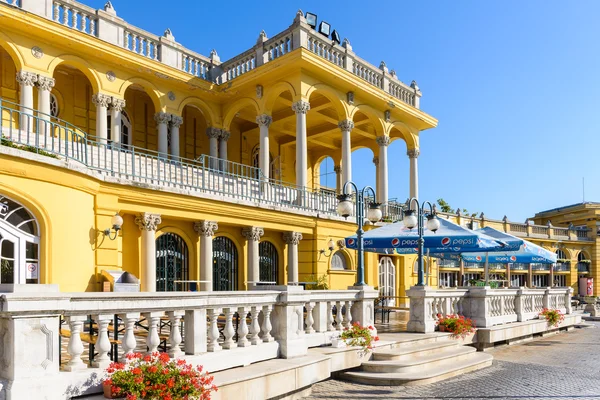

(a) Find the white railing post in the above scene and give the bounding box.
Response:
[92,314,113,368]
[236,306,250,347]
[143,312,163,354]
[65,315,88,371]
[565,288,573,314]
[271,288,309,358]
[222,308,236,349]
[20,0,53,18]
[207,308,222,352]
[349,286,378,332]
[543,288,551,310]
[312,301,328,333]
[167,310,184,358]
[304,302,315,334]
[120,312,140,355]
[406,286,438,333]
[184,309,207,355]
[260,304,274,343]
[249,306,262,345]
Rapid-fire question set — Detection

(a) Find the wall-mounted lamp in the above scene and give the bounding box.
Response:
[319,238,335,256]
[103,213,123,240]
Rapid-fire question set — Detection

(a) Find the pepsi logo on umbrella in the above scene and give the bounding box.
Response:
[347,238,355,246]
[510,255,517,262]
[391,238,400,247]
[441,237,451,246]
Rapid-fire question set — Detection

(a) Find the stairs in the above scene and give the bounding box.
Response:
[338,338,493,386]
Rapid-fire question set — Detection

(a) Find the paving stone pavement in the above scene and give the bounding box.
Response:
[306,322,600,400]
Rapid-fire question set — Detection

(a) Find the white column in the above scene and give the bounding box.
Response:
[170,115,183,158]
[16,71,37,132]
[206,127,220,168]
[283,232,302,284]
[376,135,390,205]
[407,148,420,199]
[291,100,310,188]
[135,213,162,292]
[194,220,218,292]
[219,130,230,170]
[36,76,55,140]
[338,119,354,187]
[110,98,126,146]
[154,112,171,155]
[242,227,264,289]
[334,165,342,194]
[256,114,273,180]
[373,156,380,199]
[92,93,111,144]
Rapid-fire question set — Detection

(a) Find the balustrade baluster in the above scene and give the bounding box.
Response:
[62,7,69,25]
[132,36,137,53]
[305,302,315,334]
[167,311,184,358]
[327,301,335,331]
[344,300,353,328]
[146,41,151,58]
[236,307,250,347]
[249,306,261,345]
[80,15,87,32]
[143,312,162,354]
[207,308,221,352]
[64,316,87,371]
[90,18,95,35]
[121,312,140,355]
[53,3,60,21]
[92,314,112,368]
[335,301,343,331]
[260,305,274,342]
[222,308,236,349]
[71,10,77,29]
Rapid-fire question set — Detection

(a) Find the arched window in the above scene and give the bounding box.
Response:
[319,156,336,189]
[50,93,59,118]
[259,241,279,285]
[331,251,349,270]
[251,144,276,179]
[106,111,133,147]
[0,195,40,284]
[578,252,589,262]
[378,257,395,305]
[155,233,189,292]
[213,236,238,291]
[556,249,569,262]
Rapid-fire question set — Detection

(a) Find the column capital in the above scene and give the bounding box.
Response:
[135,213,161,231]
[170,115,183,128]
[283,231,303,245]
[376,135,391,147]
[36,76,55,91]
[291,100,310,114]
[92,93,112,108]
[338,119,354,132]
[154,111,171,125]
[111,98,126,112]
[220,130,231,141]
[15,70,38,86]
[194,220,218,237]
[333,165,342,173]
[407,148,420,158]
[242,226,264,241]
[373,156,379,166]
[256,114,273,128]
[206,127,221,139]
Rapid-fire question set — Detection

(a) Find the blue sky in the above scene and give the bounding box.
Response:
[87,0,600,221]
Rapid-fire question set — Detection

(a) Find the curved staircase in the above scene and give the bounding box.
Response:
[338,338,493,386]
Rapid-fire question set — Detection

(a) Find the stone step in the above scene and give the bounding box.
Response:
[372,339,458,361]
[363,345,477,373]
[339,352,493,386]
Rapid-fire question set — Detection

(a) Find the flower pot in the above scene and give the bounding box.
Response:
[439,325,448,332]
[331,337,347,348]
[103,382,113,399]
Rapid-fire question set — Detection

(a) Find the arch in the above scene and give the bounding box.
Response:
[47,54,102,94]
[119,77,163,112]
[578,250,591,261]
[555,248,570,261]
[305,83,348,120]
[349,104,385,136]
[317,155,336,189]
[330,249,354,271]
[388,121,418,150]
[378,256,395,305]
[258,240,279,285]
[222,97,260,131]
[213,235,240,291]
[155,231,190,292]
[0,31,25,71]
[262,81,297,114]
[177,96,217,127]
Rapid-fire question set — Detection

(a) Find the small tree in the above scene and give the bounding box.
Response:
[437,198,453,213]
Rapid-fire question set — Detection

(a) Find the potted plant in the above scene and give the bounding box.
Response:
[332,322,379,353]
[103,352,217,399]
[436,314,476,338]
[539,308,565,328]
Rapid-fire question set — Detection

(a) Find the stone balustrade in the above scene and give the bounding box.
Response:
[0,286,377,399]
[407,286,572,333]
[5,0,421,108]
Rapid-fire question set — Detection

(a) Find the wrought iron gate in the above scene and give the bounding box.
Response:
[155,233,189,292]
[259,241,279,285]
[213,236,238,291]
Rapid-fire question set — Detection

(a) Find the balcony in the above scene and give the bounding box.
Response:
[554,263,571,272]
[510,263,528,271]
[577,262,590,273]
[531,264,550,271]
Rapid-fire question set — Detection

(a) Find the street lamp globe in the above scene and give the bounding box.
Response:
[111,213,124,231]
[367,203,382,223]
[426,214,441,232]
[336,194,353,218]
[403,210,418,229]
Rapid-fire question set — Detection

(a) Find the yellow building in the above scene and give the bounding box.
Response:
[0,1,437,294]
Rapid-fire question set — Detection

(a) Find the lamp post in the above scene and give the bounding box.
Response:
[336,181,382,286]
[403,198,441,287]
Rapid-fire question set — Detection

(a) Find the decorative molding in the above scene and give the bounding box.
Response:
[31,46,44,59]
[338,119,354,132]
[256,84,263,99]
[406,148,420,158]
[333,165,342,174]
[104,1,117,15]
[372,156,379,166]
[206,127,221,139]
[91,93,112,108]
[256,114,272,128]
[167,91,176,101]
[220,130,231,141]
[36,76,55,91]
[154,112,171,125]
[134,213,161,231]
[170,115,183,128]
[291,100,310,115]
[346,91,354,105]
[242,226,264,242]
[384,109,391,122]
[106,71,116,82]
[257,31,268,44]
[376,135,391,147]
[194,220,218,237]
[40,324,54,369]
[15,71,38,87]
[163,28,175,41]
[111,98,126,112]
[283,231,303,245]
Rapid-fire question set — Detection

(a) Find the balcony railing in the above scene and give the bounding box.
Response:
[531,263,550,271]
[577,262,590,273]
[510,263,528,271]
[554,263,571,272]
